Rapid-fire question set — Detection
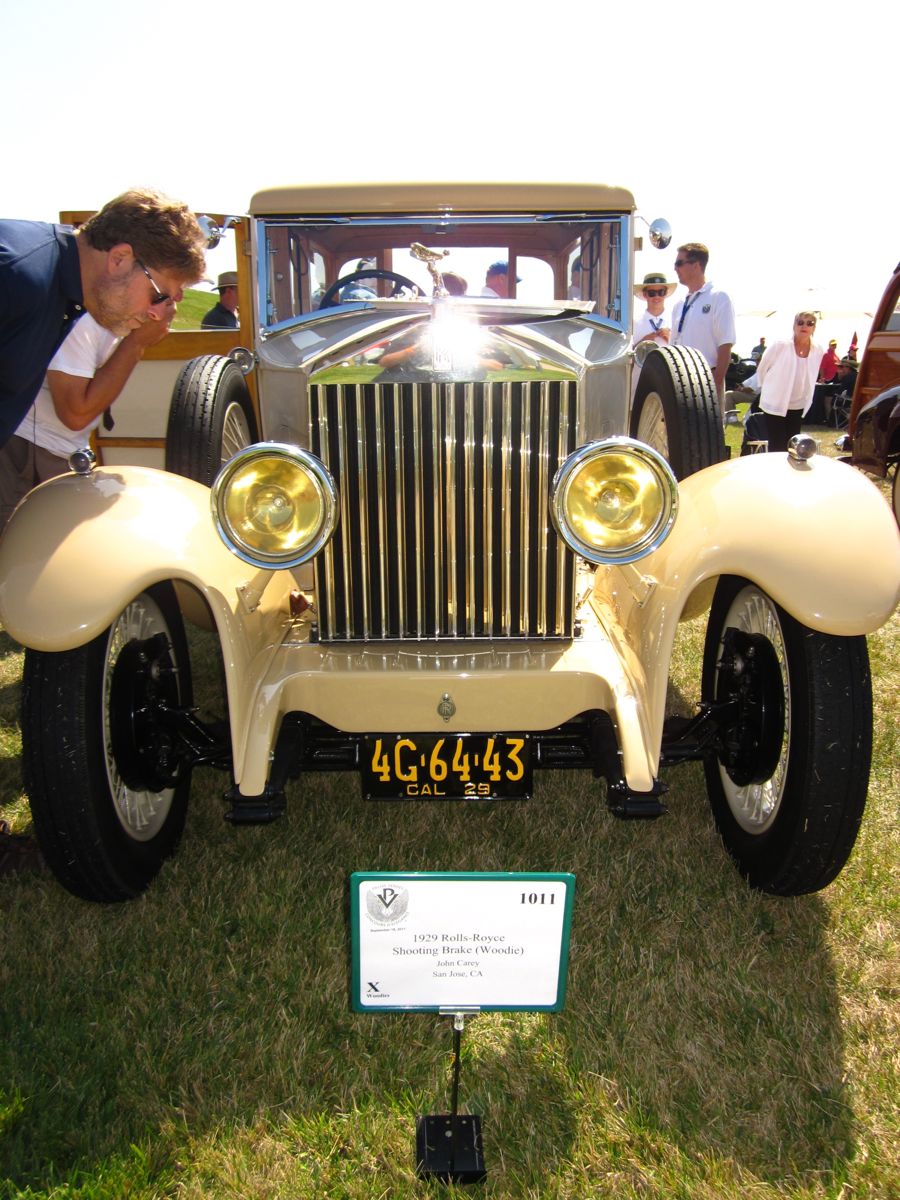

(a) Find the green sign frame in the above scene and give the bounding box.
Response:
[350,871,575,1013]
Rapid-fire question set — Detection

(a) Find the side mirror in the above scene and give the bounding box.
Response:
[196,214,242,249]
[648,218,672,250]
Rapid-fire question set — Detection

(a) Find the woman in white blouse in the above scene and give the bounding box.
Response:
[754,311,825,451]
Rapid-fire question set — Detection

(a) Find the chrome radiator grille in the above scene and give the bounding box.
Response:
[310,380,577,641]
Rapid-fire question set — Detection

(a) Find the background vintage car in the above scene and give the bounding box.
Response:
[839,260,900,523]
[1,183,898,907]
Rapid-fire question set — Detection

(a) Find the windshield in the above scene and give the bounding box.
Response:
[257,212,626,327]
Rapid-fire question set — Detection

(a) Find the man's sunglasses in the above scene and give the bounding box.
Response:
[643,288,667,298]
[673,258,695,269]
[136,260,171,305]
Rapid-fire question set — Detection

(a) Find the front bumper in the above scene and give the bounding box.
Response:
[235,599,656,795]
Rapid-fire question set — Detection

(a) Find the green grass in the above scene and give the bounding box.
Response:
[0,424,897,1198]
[171,288,220,332]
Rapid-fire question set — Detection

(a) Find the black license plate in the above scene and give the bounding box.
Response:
[362,734,532,800]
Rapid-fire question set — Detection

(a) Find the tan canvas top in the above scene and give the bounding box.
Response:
[249,182,636,216]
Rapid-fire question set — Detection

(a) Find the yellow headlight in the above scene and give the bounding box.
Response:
[211,445,338,568]
[551,439,677,563]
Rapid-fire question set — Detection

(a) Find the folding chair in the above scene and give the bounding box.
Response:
[831,391,852,429]
[740,409,768,455]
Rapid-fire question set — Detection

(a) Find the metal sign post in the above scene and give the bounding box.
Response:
[415,1011,486,1184]
[350,871,575,1185]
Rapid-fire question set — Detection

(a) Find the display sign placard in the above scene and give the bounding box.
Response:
[350,872,575,1012]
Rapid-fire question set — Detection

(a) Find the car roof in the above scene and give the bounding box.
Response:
[249,182,636,216]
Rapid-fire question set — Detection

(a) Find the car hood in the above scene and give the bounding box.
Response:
[256,298,630,383]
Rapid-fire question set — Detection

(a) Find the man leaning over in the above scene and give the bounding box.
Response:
[0,187,207,449]
[670,242,736,401]
[0,187,206,875]
[0,308,174,531]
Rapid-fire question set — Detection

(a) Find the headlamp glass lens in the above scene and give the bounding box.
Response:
[566,453,665,554]
[212,447,337,568]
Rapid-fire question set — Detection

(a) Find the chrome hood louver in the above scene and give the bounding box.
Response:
[310,374,578,642]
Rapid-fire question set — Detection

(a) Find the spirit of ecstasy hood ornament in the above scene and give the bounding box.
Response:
[410,242,450,298]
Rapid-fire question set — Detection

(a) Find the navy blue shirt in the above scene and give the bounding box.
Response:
[0,220,85,447]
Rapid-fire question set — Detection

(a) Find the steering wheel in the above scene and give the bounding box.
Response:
[318,268,424,309]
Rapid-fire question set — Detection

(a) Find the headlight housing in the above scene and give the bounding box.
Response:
[211,443,338,568]
[550,438,678,564]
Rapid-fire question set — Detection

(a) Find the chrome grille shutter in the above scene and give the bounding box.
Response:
[311,380,577,640]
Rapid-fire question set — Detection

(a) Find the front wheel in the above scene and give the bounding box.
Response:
[166,355,258,485]
[631,345,727,479]
[22,584,193,902]
[701,576,872,895]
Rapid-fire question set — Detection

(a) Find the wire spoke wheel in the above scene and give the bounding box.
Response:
[701,576,872,895]
[220,399,253,466]
[635,391,670,460]
[713,587,790,834]
[104,594,184,840]
[23,584,193,902]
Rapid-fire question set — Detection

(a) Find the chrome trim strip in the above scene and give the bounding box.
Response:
[482,382,493,633]
[520,383,531,634]
[464,385,476,636]
[373,388,387,638]
[412,390,424,633]
[337,393,352,633]
[501,383,513,637]
[446,384,458,636]
[556,388,572,632]
[355,385,370,633]
[430,386,441,637]
[393,385,406,636]
[536,386,548,636]
[315,391,335,629]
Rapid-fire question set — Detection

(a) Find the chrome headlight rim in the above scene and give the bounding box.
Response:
[551,437,678,565]
[211,442,338,569]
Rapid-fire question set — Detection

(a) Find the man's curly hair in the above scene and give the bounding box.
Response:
[80,188,206,280]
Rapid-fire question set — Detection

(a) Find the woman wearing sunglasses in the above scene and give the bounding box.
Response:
[752,311,824,451]
[632,272,676,348]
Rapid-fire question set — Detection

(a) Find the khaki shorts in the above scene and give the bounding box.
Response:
[0,435,69,533]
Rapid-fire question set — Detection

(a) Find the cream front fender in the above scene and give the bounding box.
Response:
[655,452,900,635]
[0,466,297,779]
[0,465,296,649]
[593,451,900,774]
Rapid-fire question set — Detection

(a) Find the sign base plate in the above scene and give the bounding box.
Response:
[415,1113,486,1184]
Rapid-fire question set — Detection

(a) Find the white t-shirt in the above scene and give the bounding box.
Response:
[633,308,671,346]
[14,314,120,458]
[670,281,736,368]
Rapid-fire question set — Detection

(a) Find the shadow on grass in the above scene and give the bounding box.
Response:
[0,752,852,1196]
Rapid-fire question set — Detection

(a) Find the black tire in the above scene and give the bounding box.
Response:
[701,575,872,896]
[166,355,258,485]
[631,345,727,479]
[22,584,193,902]
[892,463,899,526]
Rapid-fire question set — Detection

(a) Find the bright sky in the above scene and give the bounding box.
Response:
[4,0,897,355]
